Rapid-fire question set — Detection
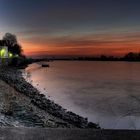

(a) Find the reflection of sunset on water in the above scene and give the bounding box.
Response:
[25,61,140,129]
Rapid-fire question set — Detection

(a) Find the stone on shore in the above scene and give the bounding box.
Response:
[0,66,100,129]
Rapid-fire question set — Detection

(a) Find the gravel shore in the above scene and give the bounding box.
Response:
[0,66,100,129]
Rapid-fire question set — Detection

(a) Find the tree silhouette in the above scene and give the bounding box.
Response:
[8,44,23,56]
[3,33,17,46]
[123,52,140,61]
[2,33,22,56]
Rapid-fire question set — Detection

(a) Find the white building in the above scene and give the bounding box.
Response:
[0,46,9,65]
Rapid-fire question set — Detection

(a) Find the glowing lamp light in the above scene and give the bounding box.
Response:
[9,52,13,58]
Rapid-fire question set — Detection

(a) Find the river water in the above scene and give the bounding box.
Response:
[24,61,140,129]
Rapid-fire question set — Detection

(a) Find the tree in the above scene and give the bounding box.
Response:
[8,44,23,56]
[2,33,22,56]
[3,33,17,46]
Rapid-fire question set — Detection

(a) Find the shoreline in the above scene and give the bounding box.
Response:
[0,66,100,129]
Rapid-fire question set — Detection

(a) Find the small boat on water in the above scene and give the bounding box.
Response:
[42,64,50,67]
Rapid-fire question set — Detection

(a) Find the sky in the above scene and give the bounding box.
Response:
[0,0,140,56]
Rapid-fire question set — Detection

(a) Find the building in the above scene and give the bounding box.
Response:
[0,46,9,65]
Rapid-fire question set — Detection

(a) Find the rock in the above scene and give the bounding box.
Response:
[1,110,13,116]
[88,122,100,129]
[0,67,100,129]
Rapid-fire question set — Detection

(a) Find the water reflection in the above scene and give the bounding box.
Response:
[25,61,140,129]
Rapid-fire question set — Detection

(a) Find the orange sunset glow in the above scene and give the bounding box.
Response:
[20,32,140,57]
[2,0,139,57]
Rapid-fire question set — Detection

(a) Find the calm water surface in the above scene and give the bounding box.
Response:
[25,61,140,129]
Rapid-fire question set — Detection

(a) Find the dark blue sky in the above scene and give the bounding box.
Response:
[0,0,140,56]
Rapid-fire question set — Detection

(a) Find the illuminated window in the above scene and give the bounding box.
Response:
[0,46,8,58]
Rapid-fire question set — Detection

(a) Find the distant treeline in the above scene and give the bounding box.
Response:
[46,52,140,62]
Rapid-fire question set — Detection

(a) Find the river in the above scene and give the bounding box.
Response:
[24,61,140,129]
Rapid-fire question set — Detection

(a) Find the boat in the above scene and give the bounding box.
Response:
[42,64,49,67]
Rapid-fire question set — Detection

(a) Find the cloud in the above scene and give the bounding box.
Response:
[19,31,140,56]
[24,31,140,47]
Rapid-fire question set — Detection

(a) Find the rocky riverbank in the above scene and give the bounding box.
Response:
[0,66,100,129]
